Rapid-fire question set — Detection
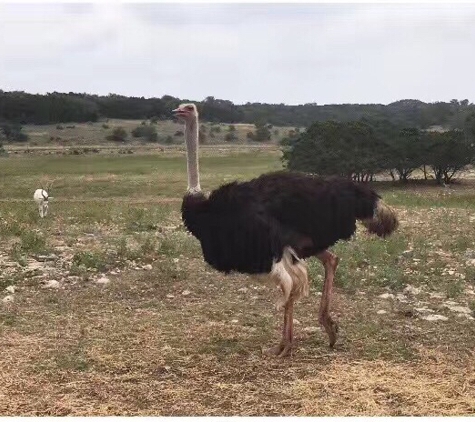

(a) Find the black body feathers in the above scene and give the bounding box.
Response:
[181,171,397,275]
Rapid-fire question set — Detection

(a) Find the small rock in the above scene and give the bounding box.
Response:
[415,307,434,313]
[420,314,448,322]
[379,293,394,299]
[377,310,387,315]
[182,290,191,296]
[396,293,408,302]
[303,326,319,334]
[237,287,248,293]
[231,319,239,324]
[458,313,475,320]
[443,304,472,314]
[96,276,110,285]
[166,294,175,299]
[403,285,421,295]
[67,276,81,284]
[143,264,153,270]
[2,295,14,303]
[5,285,16,294]
[173,258,179,263]
[293,318,301,325]
[429,292,445,299]
[34,254,58,262]
[42,279,60,289]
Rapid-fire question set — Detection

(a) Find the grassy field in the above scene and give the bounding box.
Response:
[1,149,475,415]
[20,119,298,147]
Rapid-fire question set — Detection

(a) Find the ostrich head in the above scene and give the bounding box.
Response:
[172,103,198,123]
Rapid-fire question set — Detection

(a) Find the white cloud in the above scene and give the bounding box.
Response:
[0,3,474,104]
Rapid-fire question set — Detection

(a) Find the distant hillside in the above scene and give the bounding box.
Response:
[0,90,474,129]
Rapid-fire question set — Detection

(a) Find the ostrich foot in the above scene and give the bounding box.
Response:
[320,316,339,348]
[263,342,293,358]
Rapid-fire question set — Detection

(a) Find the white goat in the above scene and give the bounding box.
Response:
[33,188,49,218]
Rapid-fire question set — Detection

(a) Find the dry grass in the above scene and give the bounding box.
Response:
[2,150,475,415]
[20,118,297,147]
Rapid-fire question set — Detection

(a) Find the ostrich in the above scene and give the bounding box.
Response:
[173,103,398,357]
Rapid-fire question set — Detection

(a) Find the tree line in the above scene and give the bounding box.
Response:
[282,117,475,184]
[1,90,474,129]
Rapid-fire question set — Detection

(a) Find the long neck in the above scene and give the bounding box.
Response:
[185,115,201,193]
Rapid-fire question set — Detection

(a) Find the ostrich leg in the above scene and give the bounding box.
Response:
[265,297,295,357]
[316,250,340,347]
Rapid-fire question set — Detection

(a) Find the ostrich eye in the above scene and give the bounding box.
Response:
[186,106,194,111]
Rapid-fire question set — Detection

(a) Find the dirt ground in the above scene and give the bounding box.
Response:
[2,152,475,415]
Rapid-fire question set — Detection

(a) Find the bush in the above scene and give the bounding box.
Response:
[102,123,110,129]
[174,130,184,137]
[225,132,238,142]
[131,124,158,142]
[0,130,6,156]
[253,123,271,142]
[199,129,207,144]
[106,127,128,142]
[0,122,28,142]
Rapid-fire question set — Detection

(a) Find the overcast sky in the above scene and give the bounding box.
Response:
[1,2,475,105]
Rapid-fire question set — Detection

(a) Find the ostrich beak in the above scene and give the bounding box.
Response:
[172,108,186,117]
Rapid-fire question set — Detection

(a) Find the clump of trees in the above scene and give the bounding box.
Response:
[283,117,475,185]
[2,90,474,129]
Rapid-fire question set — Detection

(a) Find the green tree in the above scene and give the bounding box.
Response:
[387,128,424,182]
[423,130,475,184]
[283,120,386,180]
[465,112,475,141]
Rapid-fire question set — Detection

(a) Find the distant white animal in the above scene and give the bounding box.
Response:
[33,188,49,218]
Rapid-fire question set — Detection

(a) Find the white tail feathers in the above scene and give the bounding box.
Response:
[33,189,49,218]
[270,247,309,311]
